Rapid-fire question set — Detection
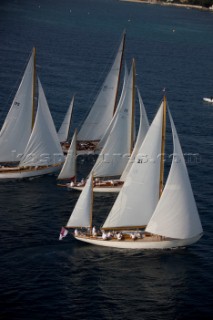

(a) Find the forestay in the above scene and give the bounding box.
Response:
[102,102,163,230]
[0,51,34,162]
[19,79,64,167]
[146,109,203,239]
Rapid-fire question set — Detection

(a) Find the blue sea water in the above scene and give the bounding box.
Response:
[0,0,213,319]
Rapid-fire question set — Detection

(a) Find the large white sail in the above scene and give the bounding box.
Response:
[66,174,93,228]
[77,32,125,141]
[19,79,65,167]
[58,96,74,143]
[120,88,149,181]
[0,50,34,162]
[92,60,135,178]
[146,110,203,239]
[96,63,129,151]
[102,102,164,230]
[58,129,76,180]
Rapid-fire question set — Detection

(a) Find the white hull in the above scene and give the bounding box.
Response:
[75,234,202,249]
[71,185,121,193]
[203,97,213,103]
[0,164,63,180]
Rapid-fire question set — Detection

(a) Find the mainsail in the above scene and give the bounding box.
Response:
[96,63,129,151]
[0,49,35,162]
[102,102,164,230]
[92,59,135,178]
[58,96,74,143]
[77,32,126,141]
[145,109,203,239]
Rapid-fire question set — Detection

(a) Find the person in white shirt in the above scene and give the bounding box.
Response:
[102,231,107,240]
[92,226,97,237]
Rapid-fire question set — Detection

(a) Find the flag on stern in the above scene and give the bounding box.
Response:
[59,227,68,240]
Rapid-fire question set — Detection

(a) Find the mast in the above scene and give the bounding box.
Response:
[73,128,77,183]
[89,173,94,236]
[32,47,36,130]
[159,95,167,198]
[130,58,136,154]
[113,31,126,115]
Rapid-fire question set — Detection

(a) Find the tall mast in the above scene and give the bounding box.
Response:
[113,31,126,115]
[89,173,94,236]
[32,47,36,130]
[159,95,167,198]
[130,58,136,154]
[73,128,77,184]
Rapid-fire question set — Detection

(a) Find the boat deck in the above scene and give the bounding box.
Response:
[75,233,169,242]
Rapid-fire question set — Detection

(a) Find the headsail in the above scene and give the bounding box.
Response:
[145,109,203,239]
[102,102,164,230]
[66,174,93,228]
[77,31,126,141]
[58,129,76,180]
[120,87,149,181]
[19,78,65,167]
[58,96,74,143]
[92,59,135,178]
[0,49,35,162]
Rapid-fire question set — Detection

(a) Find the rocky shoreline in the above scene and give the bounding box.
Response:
[120,0,213,11]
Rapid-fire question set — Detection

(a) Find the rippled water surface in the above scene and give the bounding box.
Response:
[0,0,213,319]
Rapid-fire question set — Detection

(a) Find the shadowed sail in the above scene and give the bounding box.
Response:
[0,49,35,162]
[77,32,126,142]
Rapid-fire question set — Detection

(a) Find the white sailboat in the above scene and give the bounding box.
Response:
[57,64,129,189]
[0,49,35,163]
[57,129,77,181]
[91,87,149,193]
[71,58,137,192]
[77,31,126,154]
[63,96,203,249]
[0,79,65,179]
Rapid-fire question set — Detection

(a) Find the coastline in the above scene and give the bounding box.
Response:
[120,0,212,11]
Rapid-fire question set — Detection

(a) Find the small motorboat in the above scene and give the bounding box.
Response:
[203,97,213,103]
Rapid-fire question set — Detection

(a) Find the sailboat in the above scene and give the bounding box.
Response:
[58,96,74,154]
[0,49,36,163]
[91,87,149,192]
[76,31,126,154]
[70,58,137,192]
[0,62,65,179]
[62,96,203,249]
[57,64,129,188]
